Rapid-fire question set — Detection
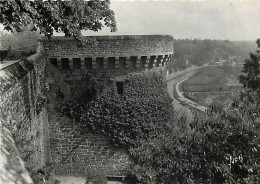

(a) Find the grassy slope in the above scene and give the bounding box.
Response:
[181,65,243,106]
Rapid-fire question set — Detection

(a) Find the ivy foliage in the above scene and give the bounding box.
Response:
[59,68,175,148]
[0,0,116,39]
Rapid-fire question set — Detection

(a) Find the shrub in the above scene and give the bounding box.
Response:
[129,93,260,183]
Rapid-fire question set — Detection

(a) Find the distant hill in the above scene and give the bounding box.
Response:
[168,39,257,71]
[233,40,257,58]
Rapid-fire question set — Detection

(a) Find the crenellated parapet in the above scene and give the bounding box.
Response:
[40,35,174,74]
[0,35,174,180]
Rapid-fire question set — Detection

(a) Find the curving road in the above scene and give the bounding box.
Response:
[167,66,208,114]
[175,78,208,112]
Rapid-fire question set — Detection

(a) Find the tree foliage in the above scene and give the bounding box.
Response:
[0,0,117,39]
[130,103,260,183]
[240,39,260,91]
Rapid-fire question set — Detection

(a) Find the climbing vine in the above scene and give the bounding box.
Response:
[59,68,175,148]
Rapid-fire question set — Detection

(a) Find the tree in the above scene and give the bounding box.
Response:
[239,39,260,91]
[0,0,117,39]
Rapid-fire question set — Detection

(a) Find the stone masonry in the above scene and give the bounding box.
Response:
[0,35,174,183]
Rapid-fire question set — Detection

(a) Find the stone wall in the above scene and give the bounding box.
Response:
[0,117,33,184]
[46,64,172,179]
[45,60,132,177]
[43,35,174,178]
[41,35,173,57]
[41,35,174,80]
[0,34,174,182]
[49,113,131,177]
[0,47,50,179]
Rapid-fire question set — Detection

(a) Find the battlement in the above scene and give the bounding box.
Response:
[0,35,175,182]
[41,35,174,72]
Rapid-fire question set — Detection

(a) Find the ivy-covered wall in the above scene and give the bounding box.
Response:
[46,60,174,177]
[46,61,131,177]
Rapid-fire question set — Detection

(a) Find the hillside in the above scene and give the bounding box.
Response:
[168,39,256,71]
[181,65,243,107]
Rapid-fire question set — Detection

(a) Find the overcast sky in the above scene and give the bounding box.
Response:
[84,0,260,41]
